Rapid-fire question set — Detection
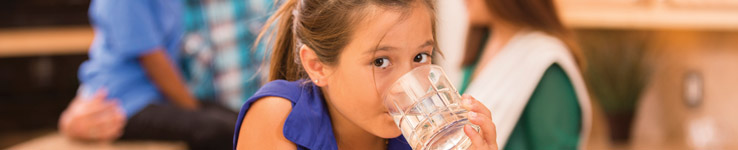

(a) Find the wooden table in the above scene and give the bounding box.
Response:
[7,132,186,150]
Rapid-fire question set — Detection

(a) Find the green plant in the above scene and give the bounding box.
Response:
[576,29,653,143]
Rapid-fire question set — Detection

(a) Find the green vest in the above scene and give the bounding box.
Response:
[460,63,581,150]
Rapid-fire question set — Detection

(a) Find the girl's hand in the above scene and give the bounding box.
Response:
[461,94,498,150]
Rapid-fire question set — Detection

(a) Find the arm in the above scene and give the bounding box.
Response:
[237,96,296,149]
[140,49,199,110]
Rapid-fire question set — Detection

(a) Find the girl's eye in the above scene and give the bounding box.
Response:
[414,53,430,63]
[373,57,391,68]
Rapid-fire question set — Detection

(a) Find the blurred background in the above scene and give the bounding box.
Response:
[0,0,94,148]
[1,0,737,149]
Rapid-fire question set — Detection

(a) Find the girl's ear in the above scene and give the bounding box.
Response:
[299,45,330,87]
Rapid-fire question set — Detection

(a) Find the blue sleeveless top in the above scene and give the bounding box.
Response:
[233,80,412,150]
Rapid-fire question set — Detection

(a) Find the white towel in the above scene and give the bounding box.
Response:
[464,30,592,149]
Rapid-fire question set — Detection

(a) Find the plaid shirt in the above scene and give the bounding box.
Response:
[181,0,276,111]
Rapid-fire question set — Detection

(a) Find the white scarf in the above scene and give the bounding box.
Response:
[464,31,592,149]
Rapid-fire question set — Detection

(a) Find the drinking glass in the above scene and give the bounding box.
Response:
[384,65,478,150]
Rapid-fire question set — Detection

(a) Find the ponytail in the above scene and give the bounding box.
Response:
[256,0,304,81]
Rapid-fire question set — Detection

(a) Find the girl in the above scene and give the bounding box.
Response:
[458,0,592,149]
[233,0,497,149]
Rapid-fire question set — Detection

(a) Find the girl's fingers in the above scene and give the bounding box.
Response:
[462,95,499,150]
[461,95,492,118]
[469,111,497,149]
[464,124,487,150]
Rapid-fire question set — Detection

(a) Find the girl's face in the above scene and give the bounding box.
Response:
[319,3,434,138]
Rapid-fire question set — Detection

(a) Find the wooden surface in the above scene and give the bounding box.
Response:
[0,26,92,57]
[558,0,738,30]
[7,132,186,150]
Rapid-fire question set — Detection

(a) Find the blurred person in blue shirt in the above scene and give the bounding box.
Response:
[57,0,274,149]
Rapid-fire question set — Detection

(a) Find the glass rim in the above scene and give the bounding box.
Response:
[383,64,445,99]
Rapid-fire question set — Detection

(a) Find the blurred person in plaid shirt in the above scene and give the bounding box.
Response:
[181,0,276,111]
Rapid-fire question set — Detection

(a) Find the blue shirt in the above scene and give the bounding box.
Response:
[233,80,412,150]
[78,0,184,117]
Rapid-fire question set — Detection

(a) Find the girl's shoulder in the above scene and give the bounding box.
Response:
[234,79,315,149]
[236,96,297,149]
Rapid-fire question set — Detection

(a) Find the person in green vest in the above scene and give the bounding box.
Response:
[458,0,593,149]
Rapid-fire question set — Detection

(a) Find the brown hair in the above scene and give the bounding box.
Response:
[256,0,438,81]
[463,0,585,69]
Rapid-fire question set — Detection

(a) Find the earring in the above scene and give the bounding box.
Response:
[314,79,319,84]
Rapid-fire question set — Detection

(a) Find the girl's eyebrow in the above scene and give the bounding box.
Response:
[365,40,434,55]
[418,40,434,49]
